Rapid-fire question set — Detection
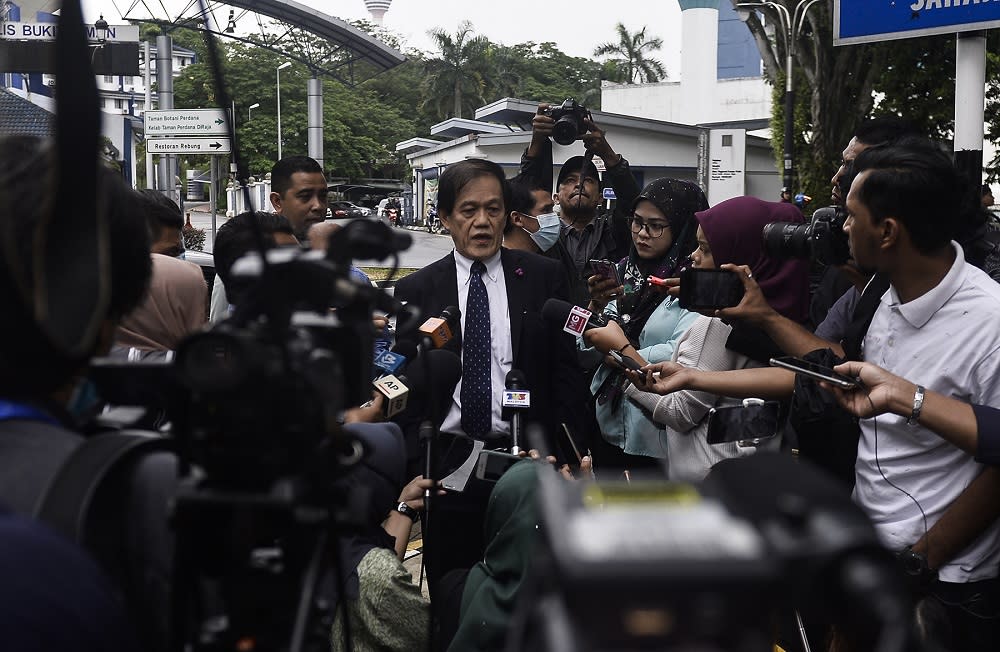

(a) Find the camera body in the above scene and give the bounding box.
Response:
[761,205,851,266]
[542,98,592,146]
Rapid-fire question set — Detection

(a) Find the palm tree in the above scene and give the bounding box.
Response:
[421,21,490,119]
[593,23,667,84]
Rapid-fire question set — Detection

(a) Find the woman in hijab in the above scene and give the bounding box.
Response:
[448,458,540,652]
[624,196,810,481]
[112,253,207,361]
[582,178,705,468]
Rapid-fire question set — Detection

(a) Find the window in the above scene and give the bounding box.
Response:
[722,134,733,147]
[103,75,114,83]
[114,98,124,109]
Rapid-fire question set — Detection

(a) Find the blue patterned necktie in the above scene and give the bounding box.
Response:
[461,260,492,438]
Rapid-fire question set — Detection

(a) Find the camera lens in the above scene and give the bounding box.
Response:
[552,116,581,146]
[761,221,813,259]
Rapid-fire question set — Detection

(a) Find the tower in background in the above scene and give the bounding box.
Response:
[363,0,392,25]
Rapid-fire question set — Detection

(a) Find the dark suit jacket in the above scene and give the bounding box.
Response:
[394,247,587,468]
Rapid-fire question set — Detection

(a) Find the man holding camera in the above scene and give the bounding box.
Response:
[520,102,640,307]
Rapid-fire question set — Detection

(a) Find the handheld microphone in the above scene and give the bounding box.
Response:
[374,340,416,378]
[418,305,461,349]
[502,370,531,455]
[372,341,417,418]
[410,349,462,506]
[541,298,610,337]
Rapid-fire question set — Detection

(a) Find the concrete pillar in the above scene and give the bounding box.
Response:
[679,0,720,125]
[155,35,177,205]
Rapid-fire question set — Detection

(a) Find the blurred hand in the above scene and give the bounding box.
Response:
[648,275,680,299]
[630,360,691,395]
[587,274,623,309]
[715,264,774,325]
[398,476,444,512]
[583,319,628,354]
[826,361,907,419]
[532,104,554,140]
[343,391,384,424]
[525,449,595,481]
[371,314,389,333]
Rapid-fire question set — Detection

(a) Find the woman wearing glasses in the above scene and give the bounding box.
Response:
[582,178,704,471]
[625,196,810,481]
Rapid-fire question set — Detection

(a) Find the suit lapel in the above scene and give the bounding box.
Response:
[502,248,525,361]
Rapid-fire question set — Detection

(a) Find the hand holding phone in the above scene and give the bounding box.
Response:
[769,357,862,389]
[678,268,745,310]
[589,259,621,287]
[609,348,643,372]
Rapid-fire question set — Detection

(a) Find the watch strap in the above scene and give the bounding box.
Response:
[907,385,925,425]
[396,501,419,522]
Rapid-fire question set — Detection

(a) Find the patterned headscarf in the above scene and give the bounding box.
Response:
[695,196,810,323]
[617,178,707,338]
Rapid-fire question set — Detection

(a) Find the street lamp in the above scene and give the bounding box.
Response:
[276,61,292,160]
[248,102,260,121]
[91,14,110,63]
[735,0,823,193]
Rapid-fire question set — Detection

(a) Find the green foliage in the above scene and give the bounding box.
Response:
[183,223,206,251]
[593,23,667,84]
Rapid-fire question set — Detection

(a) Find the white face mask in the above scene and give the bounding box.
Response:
[525,212,561,252]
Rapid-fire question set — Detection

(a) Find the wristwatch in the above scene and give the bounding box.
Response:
[396,501,419,522]
[907,385,925,425]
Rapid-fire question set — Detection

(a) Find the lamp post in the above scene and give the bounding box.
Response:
[736,0,822,193]
[248,102,260,121]
[91,14,109,63]
[276,61,291,160]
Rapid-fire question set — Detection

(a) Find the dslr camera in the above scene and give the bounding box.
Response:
[542,98,592,146]
[761,205,851,266]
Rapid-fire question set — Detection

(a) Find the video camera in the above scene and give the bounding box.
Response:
[761,205,851,266]
[542,98,592,146]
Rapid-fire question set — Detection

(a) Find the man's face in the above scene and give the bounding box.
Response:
[519,189,556,234]
[151,226,184,258]
[270,171,328,238]
[442,175,506,261]
[831,137,868,205]
[555,170,600,217]
[843,171,881,274]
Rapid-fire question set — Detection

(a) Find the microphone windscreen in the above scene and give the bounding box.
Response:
[441,305,461,324]
[389,339,418,364]
[541,298,575,326]
[505,369,527,389]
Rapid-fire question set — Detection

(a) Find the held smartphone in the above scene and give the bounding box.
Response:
[609,348,643,372]
[589,259,622,287]
[707,399,781,447]
[769,356,861,389]
[475,450,521,483]
[678,268,745,310]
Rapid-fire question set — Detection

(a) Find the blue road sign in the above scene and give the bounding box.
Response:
[834,0,1000,46]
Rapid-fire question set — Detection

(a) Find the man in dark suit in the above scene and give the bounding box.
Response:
[394,159,586,590]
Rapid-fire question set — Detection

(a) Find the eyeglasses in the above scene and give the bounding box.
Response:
[628,217,669,239]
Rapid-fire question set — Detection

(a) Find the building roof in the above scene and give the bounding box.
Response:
[0,88,55,137]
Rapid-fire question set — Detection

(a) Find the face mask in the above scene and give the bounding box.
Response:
[527,212,561,252]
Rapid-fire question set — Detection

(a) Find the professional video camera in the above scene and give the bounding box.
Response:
[543,98,592,146]
[761,205,851,266]
[515,452,917,652]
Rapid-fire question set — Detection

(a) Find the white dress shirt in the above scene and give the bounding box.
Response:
[855,242,1000,583]
[440,250,513,438]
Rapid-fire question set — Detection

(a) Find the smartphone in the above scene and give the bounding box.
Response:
[769,356,860,389]
[589,259,621,286]
[475,450,520,483]
[609,348,643,372]
[678,268,745,310]
[707,399,781,447]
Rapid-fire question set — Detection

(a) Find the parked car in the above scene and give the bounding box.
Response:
[328,200,372,219]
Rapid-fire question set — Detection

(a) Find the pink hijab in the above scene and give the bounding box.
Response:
[116,254,207,351]
[695,196,810,324]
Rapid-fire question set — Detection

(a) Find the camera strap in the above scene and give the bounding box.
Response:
[842,272,890,361]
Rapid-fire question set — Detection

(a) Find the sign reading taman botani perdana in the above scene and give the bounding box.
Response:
[834,0,1000,46]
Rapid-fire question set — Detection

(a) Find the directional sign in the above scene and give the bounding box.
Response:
[144,109,229,137]
[0,21,140,43]
[147,138,231,154]
[834,0,1000,46]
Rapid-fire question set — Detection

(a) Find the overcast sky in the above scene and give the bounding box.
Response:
[79,0,683,79]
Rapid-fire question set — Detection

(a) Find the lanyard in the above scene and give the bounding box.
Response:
[0,399,60,426]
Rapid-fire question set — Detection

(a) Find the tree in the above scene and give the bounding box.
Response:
[593,23,667,84]
[421,21,490,120]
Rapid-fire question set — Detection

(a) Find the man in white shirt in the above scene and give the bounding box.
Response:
[844,136,1000,649]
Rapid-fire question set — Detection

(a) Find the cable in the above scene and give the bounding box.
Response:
[868,395,929,543]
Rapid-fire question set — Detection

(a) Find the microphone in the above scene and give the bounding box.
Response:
[371,341,417,419]
[502,370,531,455]
[408,348,462,506]
[541,298,610,337]
[418,305,461,349]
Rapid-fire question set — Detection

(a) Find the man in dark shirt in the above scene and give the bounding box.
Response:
[519,103,640,303]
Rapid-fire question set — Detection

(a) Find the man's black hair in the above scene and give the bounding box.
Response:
[0,135,151,398]
[503,176,549,234]
[213,211,295,306]
[135,188,183,240]
[437,159,512,219]
[270,156,324,196]
[854,117,919,148]
[852,136,959,255]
